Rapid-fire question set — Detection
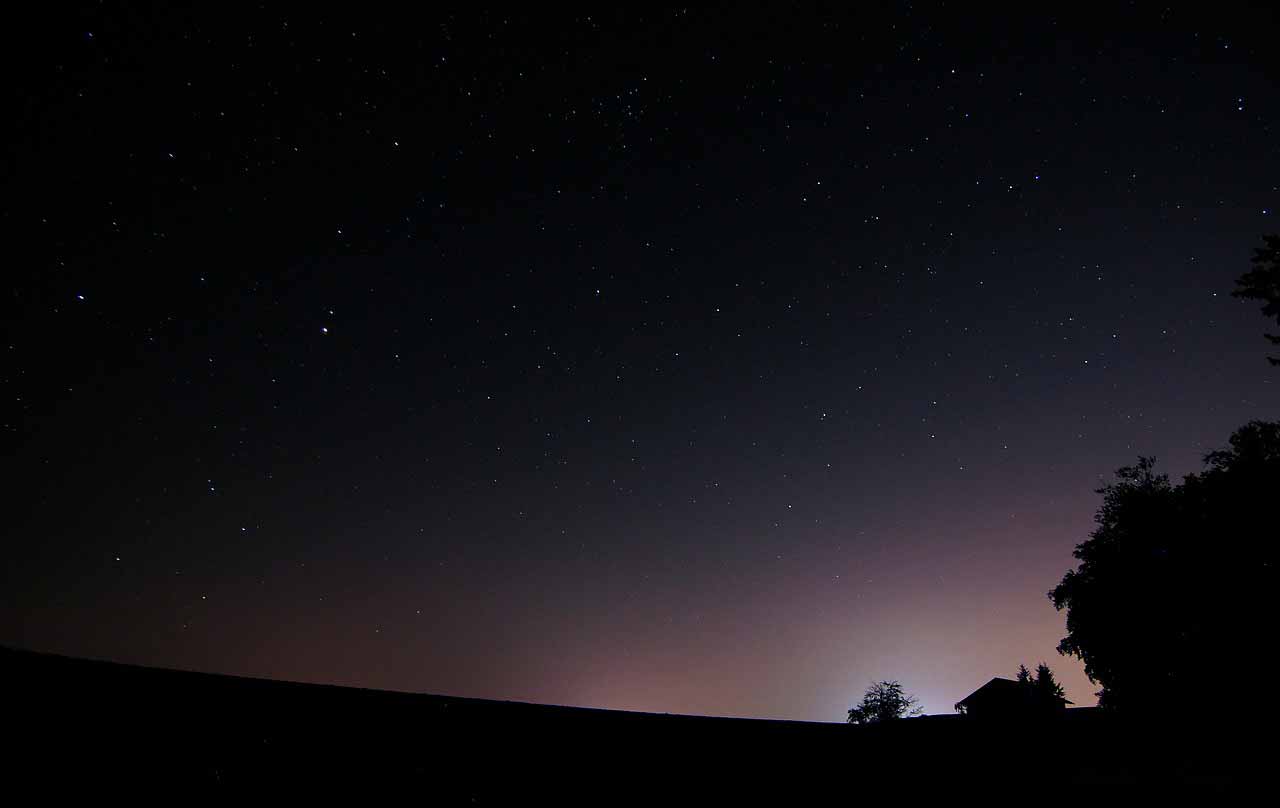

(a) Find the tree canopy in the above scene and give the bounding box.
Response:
[846,680,923,725]
[1049,421,1280,711]
[1233,233,1280,365]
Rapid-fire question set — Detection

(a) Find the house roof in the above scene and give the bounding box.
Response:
[956,677,1073,708]
[955,677,1023,707]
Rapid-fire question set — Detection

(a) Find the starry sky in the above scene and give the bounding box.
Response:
[5,6,1279,721]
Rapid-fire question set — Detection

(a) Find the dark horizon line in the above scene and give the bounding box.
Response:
[8,643,1101,724]
[0,643,855,725]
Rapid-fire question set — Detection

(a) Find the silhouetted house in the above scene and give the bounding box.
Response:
[954,678,1071,719]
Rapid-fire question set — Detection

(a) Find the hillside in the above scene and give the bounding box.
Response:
[1,646,1245,798]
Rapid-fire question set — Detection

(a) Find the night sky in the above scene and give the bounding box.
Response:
[5,6,1279,721]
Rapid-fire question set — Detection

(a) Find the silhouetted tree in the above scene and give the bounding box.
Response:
[1049,421,1280,712]
[1234,233,1280,365]
[1032,663,1066,706]
[846,680,923,724]
[1008,663,1068,713]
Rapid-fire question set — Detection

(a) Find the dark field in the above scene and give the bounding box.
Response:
[2,646,1248,799]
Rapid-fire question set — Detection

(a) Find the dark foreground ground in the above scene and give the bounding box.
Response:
[1,646,1253,799]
